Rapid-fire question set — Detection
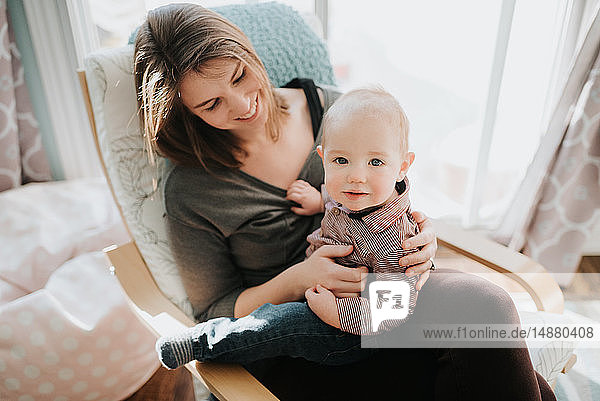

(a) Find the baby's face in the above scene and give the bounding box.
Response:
[319,114,411,211]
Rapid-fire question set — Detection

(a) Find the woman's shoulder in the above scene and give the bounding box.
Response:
[317,83,342,111]
[281,78,342,110]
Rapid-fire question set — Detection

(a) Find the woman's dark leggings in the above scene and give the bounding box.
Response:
[245,269,557,401]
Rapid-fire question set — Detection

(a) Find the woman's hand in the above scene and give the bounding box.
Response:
[400,211,437,291]
[291,245,368,299]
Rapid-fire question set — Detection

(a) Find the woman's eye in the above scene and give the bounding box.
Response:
[233,68,246,85]
[205,98,220,111]
[369,158,384,166]
[333,157,348,165]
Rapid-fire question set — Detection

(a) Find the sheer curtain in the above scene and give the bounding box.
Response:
[0,3,51,192]
[495,5,600,286]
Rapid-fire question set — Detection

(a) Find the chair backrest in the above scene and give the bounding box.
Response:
[83,2,335,320]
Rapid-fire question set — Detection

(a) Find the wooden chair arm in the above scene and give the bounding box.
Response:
[433,219,564,314]
[105,242,278,400]
[105,242,195,327]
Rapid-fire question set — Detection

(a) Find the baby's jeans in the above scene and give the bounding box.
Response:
[161,301,377,367]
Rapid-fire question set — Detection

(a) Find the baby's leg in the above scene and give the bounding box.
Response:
[156,301,377,369]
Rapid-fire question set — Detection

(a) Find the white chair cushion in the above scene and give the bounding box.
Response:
[84,46,194,319]
[520,311,577,385]
[512,292,576,384]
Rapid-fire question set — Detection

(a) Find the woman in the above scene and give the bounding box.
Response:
[134,4,555,400]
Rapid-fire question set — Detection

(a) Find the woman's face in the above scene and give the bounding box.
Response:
[178,58,268,134]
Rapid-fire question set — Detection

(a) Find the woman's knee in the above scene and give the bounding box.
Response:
[462,277,519,324]
[426,272,519,324]
[475,279,518,324]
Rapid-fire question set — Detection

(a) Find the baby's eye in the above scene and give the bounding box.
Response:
[333,157,348,165]
[369,158,384,166]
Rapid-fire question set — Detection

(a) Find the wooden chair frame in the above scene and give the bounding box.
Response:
[78,70,574,400]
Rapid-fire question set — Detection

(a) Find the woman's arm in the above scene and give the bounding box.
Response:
[167,215,246,322]
[168,213,367,320]
[234,245,367,317]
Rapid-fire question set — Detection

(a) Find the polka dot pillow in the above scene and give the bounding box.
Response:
[0,252,159,400]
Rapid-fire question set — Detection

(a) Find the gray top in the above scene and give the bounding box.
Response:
[164,83,341,322]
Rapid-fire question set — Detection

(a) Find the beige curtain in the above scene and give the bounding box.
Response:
[0,3,51,192]
[495,7,600,286]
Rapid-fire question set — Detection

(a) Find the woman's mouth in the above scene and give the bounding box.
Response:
[236,95,259,122]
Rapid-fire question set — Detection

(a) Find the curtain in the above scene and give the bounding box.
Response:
[494,6,600,286]
[0,2,51,192]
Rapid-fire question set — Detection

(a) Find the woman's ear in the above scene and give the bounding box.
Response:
[397,152,415,181]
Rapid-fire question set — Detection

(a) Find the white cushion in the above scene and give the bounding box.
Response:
[520,311,577,385]
[512,293,577,384]
[84,47,194,319]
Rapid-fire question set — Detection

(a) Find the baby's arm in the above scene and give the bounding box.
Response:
[286,180,324,216]
[305,285,341,329]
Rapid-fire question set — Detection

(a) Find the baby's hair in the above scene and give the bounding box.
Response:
[321,86,409,152]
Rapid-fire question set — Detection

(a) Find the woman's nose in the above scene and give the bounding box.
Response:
[230,93,252,117]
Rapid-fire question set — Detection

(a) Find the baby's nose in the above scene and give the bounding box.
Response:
[347,166,367,183]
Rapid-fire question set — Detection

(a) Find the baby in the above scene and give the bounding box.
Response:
[156,87,423,369]
[287,87,419,335]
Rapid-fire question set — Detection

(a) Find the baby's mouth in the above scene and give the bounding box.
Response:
[343,191,368,199]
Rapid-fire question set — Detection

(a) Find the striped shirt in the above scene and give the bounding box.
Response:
[306,178,419,335]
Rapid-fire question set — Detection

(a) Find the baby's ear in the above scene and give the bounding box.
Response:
[316,145,324,160]
[404,152,415,169]
[397,152,415,180]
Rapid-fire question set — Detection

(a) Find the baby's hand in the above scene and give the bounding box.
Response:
[286,180,324,216]
[305,284,341,329]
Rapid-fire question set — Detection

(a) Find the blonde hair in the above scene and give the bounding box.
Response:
[321,86,409,152]
[134,3,288,171]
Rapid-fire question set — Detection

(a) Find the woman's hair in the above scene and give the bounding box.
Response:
[134,3,287,171]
